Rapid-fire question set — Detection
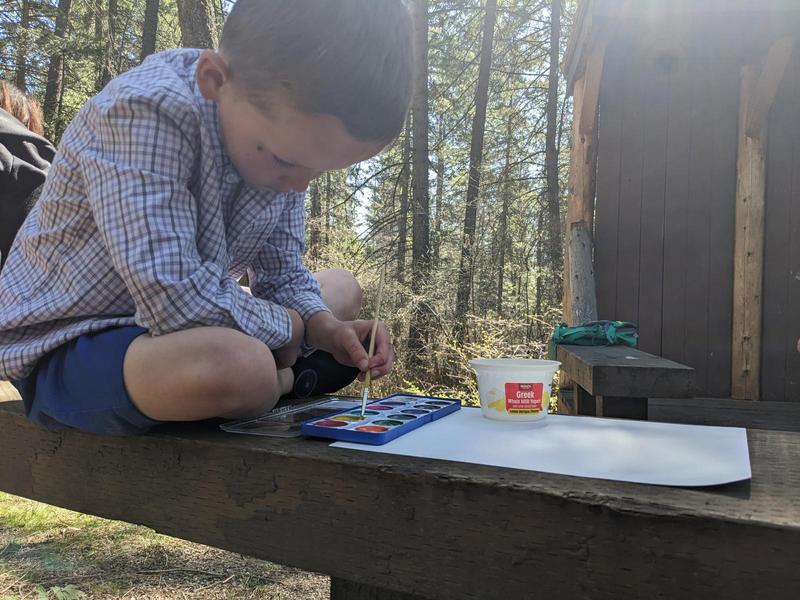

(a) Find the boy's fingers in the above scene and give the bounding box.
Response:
[367,325,394,378]
[343,329,369,371]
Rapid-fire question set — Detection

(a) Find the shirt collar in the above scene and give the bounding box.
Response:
[193,72,242,185]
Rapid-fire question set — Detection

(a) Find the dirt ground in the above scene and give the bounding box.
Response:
[0,492,329,600]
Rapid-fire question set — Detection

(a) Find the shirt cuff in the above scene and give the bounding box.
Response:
[282,291,331,322]
[254,301,293,349]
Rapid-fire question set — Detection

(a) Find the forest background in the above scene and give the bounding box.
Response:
[0,0,576,404]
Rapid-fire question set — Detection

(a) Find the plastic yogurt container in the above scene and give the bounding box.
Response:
[469,358,561,421]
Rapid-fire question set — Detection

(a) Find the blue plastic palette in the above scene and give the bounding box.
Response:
[300,393,460,445]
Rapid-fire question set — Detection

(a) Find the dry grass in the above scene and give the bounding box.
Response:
[0,493,329,600]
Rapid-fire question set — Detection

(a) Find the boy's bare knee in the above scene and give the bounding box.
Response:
[315,268,363,321]
[125,327,279,421]
[189,329,277,416]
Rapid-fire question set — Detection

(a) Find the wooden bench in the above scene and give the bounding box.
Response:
[557,344,695,419]
[2,385,800,599]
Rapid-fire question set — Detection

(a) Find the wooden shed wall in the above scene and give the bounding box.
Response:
[762,50,800,402]
[592,12,799,400]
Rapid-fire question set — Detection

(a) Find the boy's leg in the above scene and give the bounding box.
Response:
[123,269,362,422]
[313,268,362,321]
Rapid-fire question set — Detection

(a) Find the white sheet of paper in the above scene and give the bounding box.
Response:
[332,408,751,487]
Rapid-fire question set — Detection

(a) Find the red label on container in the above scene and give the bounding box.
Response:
[505,383,543,412]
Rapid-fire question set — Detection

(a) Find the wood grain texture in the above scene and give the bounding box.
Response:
[762,50,800,403]
[705,48,738,399]
[331,578,429,600]
[660,20,692,369]
[649,397,800,431]
[746,36,796,141]
[557,344,695,398]
[1,399,799,600]
[636,41,670,357]
[594,36,625,322]
[563,56,600,328]
[732,65,767,401]
[578,33,607,141]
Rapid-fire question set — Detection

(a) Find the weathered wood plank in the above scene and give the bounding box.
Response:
[732,65,767,400]
[761,50,796,402]
[636,45,669,358]
[578,32,607,141]
[786,66,800,402]
[746,36,797,141]
[705,51,738,399]
[594,36,625,322]
[615,39,645,325]
[563,44,601,328]
[649,397,800,431]
[557,344,695,398]
[1,399,800,600]
[660,21,692,368]
[684,50,713,397]
[331,578,430,600]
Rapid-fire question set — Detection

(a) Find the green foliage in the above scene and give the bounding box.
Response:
[2,0,575,393]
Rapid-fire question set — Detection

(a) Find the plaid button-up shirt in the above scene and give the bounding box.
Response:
[0,49,329,380]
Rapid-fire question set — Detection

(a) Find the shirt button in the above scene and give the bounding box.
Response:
[224,173,238,184]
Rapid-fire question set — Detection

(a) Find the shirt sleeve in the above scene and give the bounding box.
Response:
[81,92,294,349]
[248,192,330,321]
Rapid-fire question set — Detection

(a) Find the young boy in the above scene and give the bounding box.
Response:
[0,0,412,435]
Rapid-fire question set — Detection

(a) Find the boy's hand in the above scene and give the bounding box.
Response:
[274,308,304,369]
[306,312,394,379]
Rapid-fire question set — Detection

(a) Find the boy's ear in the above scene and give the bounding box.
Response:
[196,50,230,102]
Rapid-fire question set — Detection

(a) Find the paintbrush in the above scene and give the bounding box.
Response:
[360,266,386,416]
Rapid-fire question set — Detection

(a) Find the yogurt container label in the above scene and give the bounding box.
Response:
[504,382,543,412]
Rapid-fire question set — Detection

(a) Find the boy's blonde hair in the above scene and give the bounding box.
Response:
[220,0,413,144]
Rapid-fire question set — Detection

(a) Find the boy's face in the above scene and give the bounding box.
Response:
[197,51,384,193]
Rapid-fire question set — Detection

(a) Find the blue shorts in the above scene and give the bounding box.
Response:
[13,326,161,435]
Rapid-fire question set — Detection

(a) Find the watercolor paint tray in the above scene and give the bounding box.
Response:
[221,397,361,438]
[300,393,461,445]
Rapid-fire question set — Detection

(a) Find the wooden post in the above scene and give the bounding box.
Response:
[560,35,604,392]
[569,221,598,326]
[563,39,603,329]
[731,38,795,401]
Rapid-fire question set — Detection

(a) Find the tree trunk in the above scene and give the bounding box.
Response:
[397,116,411,284]
[15,0,31,90]
[535,212,544,335]
[545,0,563,306]
[407,0,431,367]
[308,179,322,263]
[433,127,444,266]
[177,0,219,49]
[497,106,514,316]
[324,171,331,246]
[95,0,118,91]
[454,0,498,340]
[141,0,160,62]
[43,0,73,137]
